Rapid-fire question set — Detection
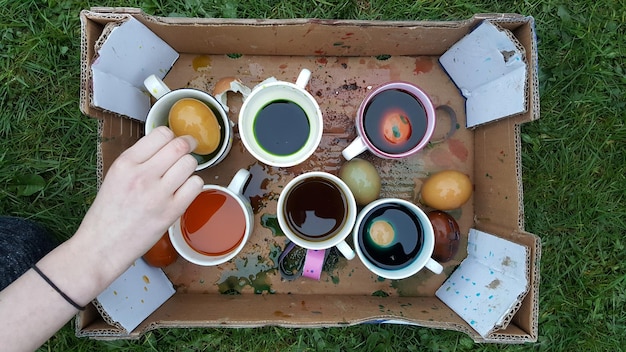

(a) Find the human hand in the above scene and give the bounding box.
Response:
[74,126,203,273]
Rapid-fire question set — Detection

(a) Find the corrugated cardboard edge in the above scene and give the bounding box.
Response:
[77,8,540,343]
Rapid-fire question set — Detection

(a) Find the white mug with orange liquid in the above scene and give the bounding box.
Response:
[168,169,253,266]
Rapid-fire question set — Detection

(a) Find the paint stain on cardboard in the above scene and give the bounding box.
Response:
[390,273,429,297]
[261,214,284,236]
[217,243,281,294]
[192,55,211,71]
[448,138,468,161]
[142,275,150,284]
[414,57,434,74]
[486,279,501,289]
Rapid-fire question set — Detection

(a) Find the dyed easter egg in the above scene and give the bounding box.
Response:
[420,170,472,210]
[427,210,460,263]
[368,220,395,247]
[382,108,412,144]
[168,98,221,155]
[339,158,381,205]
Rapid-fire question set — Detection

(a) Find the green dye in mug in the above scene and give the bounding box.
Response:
[253,100,310,156]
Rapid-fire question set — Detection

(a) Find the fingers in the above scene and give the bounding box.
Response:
[161,153,199,193]
[123,126,178,164]
[171,175,204,214]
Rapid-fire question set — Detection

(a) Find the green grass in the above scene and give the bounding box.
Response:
[0,0,624,351]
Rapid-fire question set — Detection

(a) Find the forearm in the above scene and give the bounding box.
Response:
[0,230,128,352]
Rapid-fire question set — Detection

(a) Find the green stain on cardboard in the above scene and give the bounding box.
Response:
[261,213,284,236]
[372,290,389,297]
[391,274,429,297]
[217,243,281,294]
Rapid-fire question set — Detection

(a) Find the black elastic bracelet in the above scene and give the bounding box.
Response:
[31,264,85,311]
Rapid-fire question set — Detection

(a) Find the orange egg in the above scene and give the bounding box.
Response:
[143,233,178,268]
[168,98,221,155]
[420,170,472,210]
[382,108,412,144]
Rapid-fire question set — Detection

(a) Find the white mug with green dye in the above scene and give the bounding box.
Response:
[238,69,323,168]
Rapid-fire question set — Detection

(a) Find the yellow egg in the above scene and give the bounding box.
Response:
[369,220,395,247]
[420,170,472,210]
[168,98,221,155]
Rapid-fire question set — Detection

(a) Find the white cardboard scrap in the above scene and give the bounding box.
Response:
[436,228,528,337]
[96,258,175,332]
[91,17,178,121]
[439,21,527,128]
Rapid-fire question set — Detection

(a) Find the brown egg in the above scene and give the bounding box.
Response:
[427,210,460,263]
[168,98,221,155]
[143,232,178,268]
[420,170,472,210]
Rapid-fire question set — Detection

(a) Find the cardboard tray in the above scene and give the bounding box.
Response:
[78,8,540,343]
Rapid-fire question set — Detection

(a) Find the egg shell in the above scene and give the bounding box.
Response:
[382,108,412,144]
[420,170,472,210]
[168,98,221,155]
[339,158,381,206]
[427,210,461,263]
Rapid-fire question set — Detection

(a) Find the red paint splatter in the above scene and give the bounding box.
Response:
[448,138,468,161]
[316,57,328,65]
[314,49,325,55]
[413,57,434,75]
[279,64,288,69]
[341,32,354,40]
[359,58,366,65]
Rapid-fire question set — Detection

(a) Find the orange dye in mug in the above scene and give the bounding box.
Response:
[181,189,246,256]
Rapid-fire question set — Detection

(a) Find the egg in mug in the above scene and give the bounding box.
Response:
[168,98,221,155]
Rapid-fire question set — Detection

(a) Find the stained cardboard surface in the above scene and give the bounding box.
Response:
[78,9,540,343]
[439,21,527,128]
[436,229,529,337]
[95,259,175,332]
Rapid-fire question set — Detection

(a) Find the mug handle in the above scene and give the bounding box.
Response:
[144,74,171,100]
[295,69,312,89]
[335,240,355,260]
[227,169,251,195]
[425,257,444,274]
[428,105,458,145]
[341,136,368,161]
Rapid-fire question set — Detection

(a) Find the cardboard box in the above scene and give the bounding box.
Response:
[78,7,541,343]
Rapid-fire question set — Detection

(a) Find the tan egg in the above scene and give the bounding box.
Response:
[339,158,381,206]
[168,98,221,155]
[420,170,472,210]
[369,220,395,247]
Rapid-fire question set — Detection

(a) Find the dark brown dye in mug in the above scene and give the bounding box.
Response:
[284,177,347,242]
[363,89,427,154]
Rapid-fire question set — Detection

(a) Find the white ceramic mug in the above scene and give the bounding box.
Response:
[342,81,436,161]
[353,198,443,279]
[277,172,356,260]
[169,169,253,266]
[144,74,234,170]
[238,69,323,167]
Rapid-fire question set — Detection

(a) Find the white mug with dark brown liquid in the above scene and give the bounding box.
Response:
[169,169,253,266]
[277,172,356,260]
[238,69,323,167]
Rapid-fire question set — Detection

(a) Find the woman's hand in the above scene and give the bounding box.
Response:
[75,126,203,274]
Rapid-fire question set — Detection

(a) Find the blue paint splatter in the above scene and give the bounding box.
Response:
[488,295,494,299]
[476,293,481,297]
[470,320,476,325]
